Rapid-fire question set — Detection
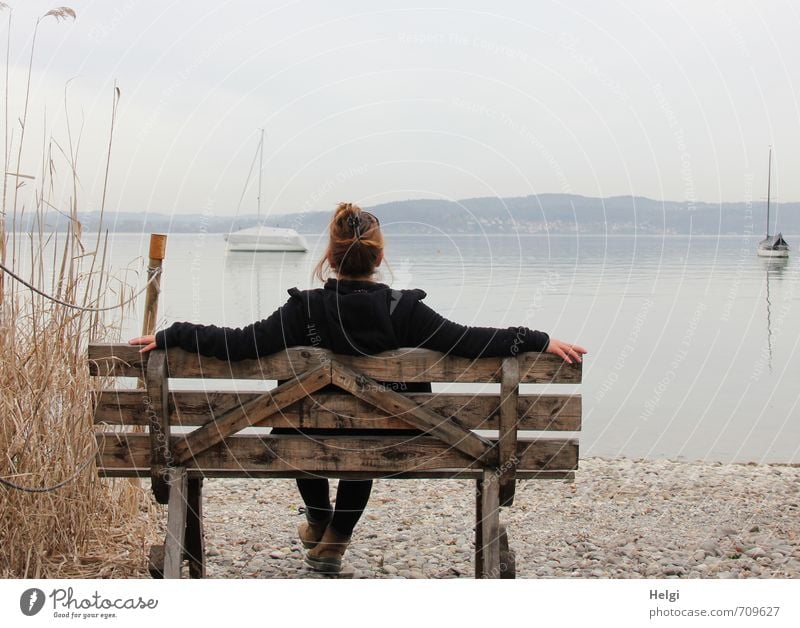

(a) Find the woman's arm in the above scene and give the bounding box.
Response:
[129,300,306,361]
[405,300,585,362]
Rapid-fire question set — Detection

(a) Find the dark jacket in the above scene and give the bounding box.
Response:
[154,278,550,361]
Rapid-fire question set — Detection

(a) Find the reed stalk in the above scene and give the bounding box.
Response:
[0,6,158,578]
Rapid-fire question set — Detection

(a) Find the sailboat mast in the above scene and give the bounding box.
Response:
[765,146,772,238]
[257,128,264,220]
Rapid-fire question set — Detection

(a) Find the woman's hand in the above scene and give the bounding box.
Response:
[129,334,157,354]
[545,338,587,364]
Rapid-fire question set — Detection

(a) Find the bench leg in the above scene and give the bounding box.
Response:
[475,470,501,578]
[184,477,206,579]
[475,478,484,578]
[148,545,165,579]
[498,524,516,579]
[163,467,188,579]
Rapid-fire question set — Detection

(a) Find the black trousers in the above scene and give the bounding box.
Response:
[295,478,373,536]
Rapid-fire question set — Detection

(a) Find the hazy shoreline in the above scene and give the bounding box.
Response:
[12,192,800,236]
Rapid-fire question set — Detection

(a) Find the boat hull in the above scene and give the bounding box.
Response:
[757,248,789,258]
[225,227,308,252]
[227,240,308,252]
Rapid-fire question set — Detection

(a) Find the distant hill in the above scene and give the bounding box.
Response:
[10,194,799,235]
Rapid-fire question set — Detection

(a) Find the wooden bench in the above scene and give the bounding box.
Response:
[88,343,582,579]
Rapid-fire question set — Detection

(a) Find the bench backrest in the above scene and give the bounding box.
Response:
[88,343,582,504]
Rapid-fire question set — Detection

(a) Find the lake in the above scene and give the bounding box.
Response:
[95,232,800,464]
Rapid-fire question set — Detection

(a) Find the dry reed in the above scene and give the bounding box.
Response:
[0,6,158,578]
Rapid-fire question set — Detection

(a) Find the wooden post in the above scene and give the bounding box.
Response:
[142,234,167,338]
[498,356,520,506]
[480,468,501,578]
[145,351,172,504]
[475,478,484,579]
[131,234,167,490]
[184,478,206,578]
[163,467,188,579]
[498,524,516,579]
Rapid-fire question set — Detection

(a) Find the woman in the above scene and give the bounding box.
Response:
[129,202,586,573]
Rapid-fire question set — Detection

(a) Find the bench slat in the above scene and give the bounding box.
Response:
[88,344,581,383]
[89,343,148,377]
[94,390,582,431]
[97,468,575,480]
[96,433,578,474]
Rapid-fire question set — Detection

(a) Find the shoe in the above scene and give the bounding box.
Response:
[297,517,331,550]
[304,525,351,574]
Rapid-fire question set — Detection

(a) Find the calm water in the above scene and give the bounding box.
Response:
[96,232,800,464]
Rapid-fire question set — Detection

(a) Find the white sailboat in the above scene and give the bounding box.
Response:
[757,147,790,257]
[225,129,308,252]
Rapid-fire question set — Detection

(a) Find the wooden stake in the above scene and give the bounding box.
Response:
[142,234,167,337]
[480,468,501,578]
[131,233,167,490]
[475,478,484,579]
[498,356,520,506]
[163,467,188,579]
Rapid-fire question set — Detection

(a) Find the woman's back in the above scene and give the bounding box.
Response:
[153,277,550,361]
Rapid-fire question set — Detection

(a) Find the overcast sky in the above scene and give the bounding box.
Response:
[6,0,800,217]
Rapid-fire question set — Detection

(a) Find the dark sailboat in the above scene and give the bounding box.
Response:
[757,147,790,257]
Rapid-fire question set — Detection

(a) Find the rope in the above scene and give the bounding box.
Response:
[0,445,98,493]
[0,261,161,313]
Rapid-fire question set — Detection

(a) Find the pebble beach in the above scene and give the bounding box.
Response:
[168,457,800,579]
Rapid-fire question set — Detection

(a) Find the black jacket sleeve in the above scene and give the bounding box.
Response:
[154,297,307,361]
[404,300,549,358]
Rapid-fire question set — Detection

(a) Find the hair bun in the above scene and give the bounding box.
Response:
[314,202,385,282]
[335,201,359,221]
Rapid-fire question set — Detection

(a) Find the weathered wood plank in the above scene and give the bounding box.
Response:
[331,362,496,464]
[516,437,579,471]
[88,343,149,377]
[163,467,188,579]
[519,351,581,383]
[519,393,582,430]
[98,468,575,480]
[96,433,578,474]
[94,389,582,431]
[145,351,171,504]
[171,364,331,464]
[498,356,520,507]
[164,346,503,381]
[88,343,581,383]
[479,468,501,578]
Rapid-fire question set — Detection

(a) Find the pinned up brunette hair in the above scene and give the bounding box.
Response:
[313,202,384,282]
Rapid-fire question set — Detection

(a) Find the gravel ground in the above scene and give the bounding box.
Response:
[165,457,800,578]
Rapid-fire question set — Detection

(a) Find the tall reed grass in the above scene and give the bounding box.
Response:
[0,5,157,577]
